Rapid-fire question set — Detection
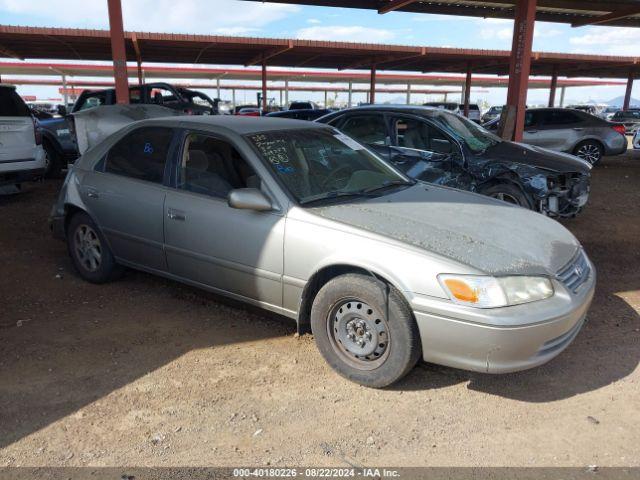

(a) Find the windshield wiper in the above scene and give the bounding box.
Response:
[360,179,416,194]
[299,190,376,206]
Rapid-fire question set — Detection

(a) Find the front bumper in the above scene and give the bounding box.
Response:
[410,261,595,373]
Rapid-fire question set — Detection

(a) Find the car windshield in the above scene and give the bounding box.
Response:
[432,111,502,153]
[246,128,413,205]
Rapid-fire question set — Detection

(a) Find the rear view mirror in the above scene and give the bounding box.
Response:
[228,188,272,211]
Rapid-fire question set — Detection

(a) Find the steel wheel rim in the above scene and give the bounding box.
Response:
[73,224,102,272]
[327,299,390,370]
[490,192,521,205]
[577,144,601,164]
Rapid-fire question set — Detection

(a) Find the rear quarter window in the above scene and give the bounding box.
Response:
[0,88,30,117]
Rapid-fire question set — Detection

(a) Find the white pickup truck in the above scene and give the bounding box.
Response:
[0,85,45,191]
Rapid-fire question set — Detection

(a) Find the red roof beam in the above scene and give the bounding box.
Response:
[378,0,419,14]
[572,6,640,28]
[245,40,294,67]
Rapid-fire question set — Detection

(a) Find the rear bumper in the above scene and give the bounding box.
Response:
[0,167,45,186]
[604,135,629,156]
[411,267,595,373]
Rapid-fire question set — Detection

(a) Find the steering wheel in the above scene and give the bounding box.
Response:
[320,165,353,189]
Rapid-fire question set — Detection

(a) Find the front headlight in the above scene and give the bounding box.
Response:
[438,274,554,308]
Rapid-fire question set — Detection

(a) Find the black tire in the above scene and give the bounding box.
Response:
[66,212,123,284]
[573,140,604,165]
[481,182,533,210]
[43,141,63,178]
[311,273,421,388]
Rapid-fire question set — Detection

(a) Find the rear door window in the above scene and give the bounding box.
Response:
[541,110,582,126]
[104,127,174,184]
[339,114,388,146]
[0,88,30,117]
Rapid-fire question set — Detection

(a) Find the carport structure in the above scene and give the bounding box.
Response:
[0,0,638,138]
[244,0,640,139]
[0,61,624,107]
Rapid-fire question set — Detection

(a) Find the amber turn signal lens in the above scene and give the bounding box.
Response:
[443,279,479,303]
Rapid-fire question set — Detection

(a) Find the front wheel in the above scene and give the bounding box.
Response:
[311,274,421,388]
[573,140,603,165]
[67,212,123,283]
[481,183,533,209]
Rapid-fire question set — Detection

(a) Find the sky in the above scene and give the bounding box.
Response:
[1,0,638,106]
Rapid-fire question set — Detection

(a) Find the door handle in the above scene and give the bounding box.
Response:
[525,129,538,134]
[573,127,584,131]
[167,208,186,221]
[86,187,99,199]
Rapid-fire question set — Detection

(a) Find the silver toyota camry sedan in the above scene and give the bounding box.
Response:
[50,116,595,387]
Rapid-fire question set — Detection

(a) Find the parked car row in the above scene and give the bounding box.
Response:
[49,115,596,388]
[37,82,219,177]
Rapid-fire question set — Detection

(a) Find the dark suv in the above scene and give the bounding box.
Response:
[38,83,217,176]
[317,105,592,218]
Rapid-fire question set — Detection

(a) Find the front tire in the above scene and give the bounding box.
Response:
[67,212,123,283]
[481,183,533,209]
[573,140,603,165]
[311,274,421,388]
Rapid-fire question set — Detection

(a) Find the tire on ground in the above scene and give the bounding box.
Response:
[310,273,421,388]
[43,141,63,178]
[66,211,123,284]
[573,139,604,166]
[481,182,532,209]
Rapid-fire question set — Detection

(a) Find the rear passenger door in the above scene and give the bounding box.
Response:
[536,110,584,151]
[163,130,285,308]
[336,113,391,159]
[81,126,176,272]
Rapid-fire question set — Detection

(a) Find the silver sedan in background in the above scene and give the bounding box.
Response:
[50,116,595,387]
[485,107,627,164]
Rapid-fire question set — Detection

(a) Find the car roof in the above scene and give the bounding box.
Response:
[331,104,447,117]
[134,114,331,134]
[0,84,17,89]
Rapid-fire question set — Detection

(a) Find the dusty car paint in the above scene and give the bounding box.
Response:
[51,116,595,376]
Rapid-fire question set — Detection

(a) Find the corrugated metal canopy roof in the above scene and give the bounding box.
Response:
[244,0,640,28]
[0,25,637,79]
[0,61,625,88]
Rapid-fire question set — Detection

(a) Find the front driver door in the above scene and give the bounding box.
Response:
[163,130,285,309]
[387,115,456,184]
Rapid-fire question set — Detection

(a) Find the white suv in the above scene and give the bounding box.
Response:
[0,85,46,190]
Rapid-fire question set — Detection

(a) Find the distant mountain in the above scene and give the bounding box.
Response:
[602,95,640,108]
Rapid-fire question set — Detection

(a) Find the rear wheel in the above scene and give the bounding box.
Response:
[573,140,603,165]
[481,183,532,209]
[67,212,123,283]
[310,274,421,388]
[43,141,62,178]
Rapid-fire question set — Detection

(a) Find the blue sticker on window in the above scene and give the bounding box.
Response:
[143,142,154,154]
[276,164,295,174]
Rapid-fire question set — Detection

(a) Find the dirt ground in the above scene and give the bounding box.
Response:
[1,150,639,468]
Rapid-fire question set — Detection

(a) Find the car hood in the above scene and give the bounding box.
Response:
[482,141,591,174]
[309,184,580,276]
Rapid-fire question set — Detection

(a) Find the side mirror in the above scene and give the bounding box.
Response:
[227,188,272,212]
[57,105,67,116]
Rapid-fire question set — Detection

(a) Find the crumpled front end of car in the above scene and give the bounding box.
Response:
[540,172,590,218]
